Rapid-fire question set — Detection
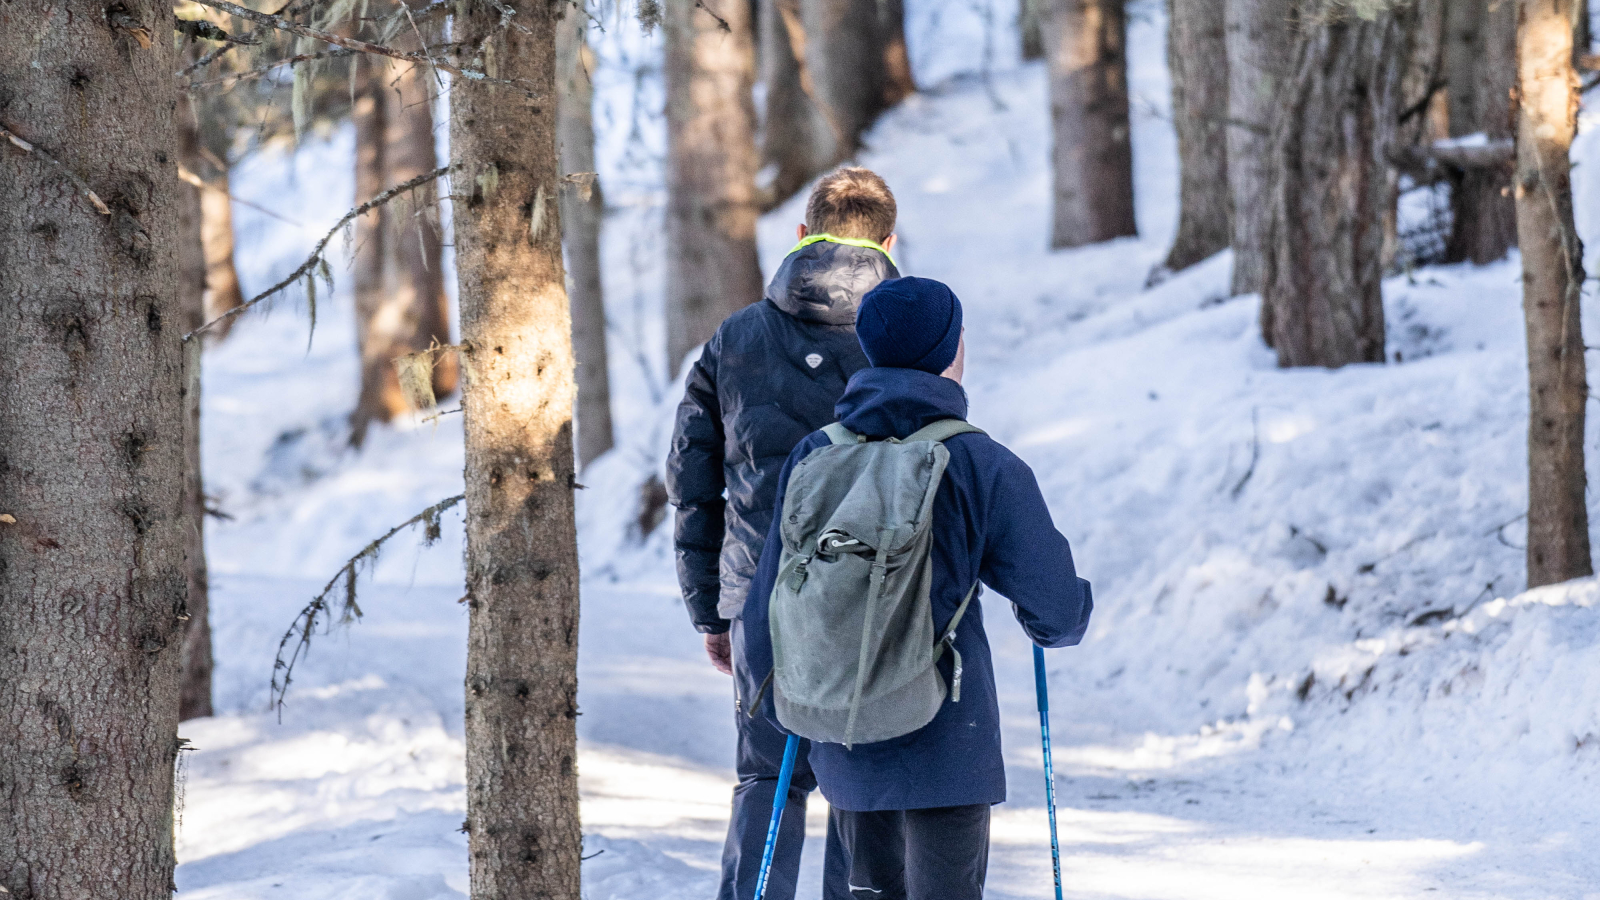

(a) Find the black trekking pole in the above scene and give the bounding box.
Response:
[1034,644,1064,900]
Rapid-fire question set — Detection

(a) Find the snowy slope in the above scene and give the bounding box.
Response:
[176,1,1600,897]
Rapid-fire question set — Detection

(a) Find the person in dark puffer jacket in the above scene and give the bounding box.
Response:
[666,167,901,900]
[740,276,1094,900]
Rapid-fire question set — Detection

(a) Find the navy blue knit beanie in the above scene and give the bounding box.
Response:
[855,277,963,374]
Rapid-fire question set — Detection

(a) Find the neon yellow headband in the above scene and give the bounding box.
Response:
[787,233,898,268]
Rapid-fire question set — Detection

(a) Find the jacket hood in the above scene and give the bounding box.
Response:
[835,367,969,438]
[765,240,900,326]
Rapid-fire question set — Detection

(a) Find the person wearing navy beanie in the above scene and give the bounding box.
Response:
[737,269,1093,900]
[855,276,964,375]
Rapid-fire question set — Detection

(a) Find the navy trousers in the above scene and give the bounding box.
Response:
[829,803,991,900]
[720,617,850,900]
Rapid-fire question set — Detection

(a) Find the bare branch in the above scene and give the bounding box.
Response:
[185,46,358,91]
[1392,138,1516,182]
[177,164,303,225]
[694,0,731,32]
[188,0,519,85]
[269,494,465,716]
[184,165,451,342]
[175,17,257,44]
[0,122,110,215]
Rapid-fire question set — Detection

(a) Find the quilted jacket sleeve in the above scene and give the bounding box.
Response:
[666,334,730,634]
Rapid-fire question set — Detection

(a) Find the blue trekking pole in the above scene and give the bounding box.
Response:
[753,733,801,900]
[1034,645,1064,900]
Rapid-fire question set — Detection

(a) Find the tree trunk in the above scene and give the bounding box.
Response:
[451,2,584,898]
[666,0,765,374]
[760,0,829,203]
[879,0,915,106]
[1022,0,1046,59]
[1224,0,1294,296]
[558,18,615,469]
[801,0,888,158]
[1042,0,1138,248]
[1260,2,1412,368]
[192,98,246,336]
[758,0,908,206]
[177,96,215,722]
[349,52,394,446]
[1443,0,1518,264]
[0,0,187,896]
[387,24,457,398]
[1162,0,1232,273]
[1517,0,1592,586]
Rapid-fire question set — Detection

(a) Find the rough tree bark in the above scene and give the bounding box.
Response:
[1042,0,1138,248]
[1516,0,1591,586]
[1260,1,1414,368]
[177,96,215,722]
[558,17,615,468]
[451,1,583,897]
[0,0,188,896]
[666,0,765,374]
[1163,0,1232,273]
[1442,0,1518,264]
[1224,0,1294,296]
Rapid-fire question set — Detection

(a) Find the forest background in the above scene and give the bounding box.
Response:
[3,0,1600,897]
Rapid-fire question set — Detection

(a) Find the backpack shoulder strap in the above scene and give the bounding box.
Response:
[822,422,864,445]
[902,418,986,445]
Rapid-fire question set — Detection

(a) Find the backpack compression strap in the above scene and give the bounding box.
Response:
[821,419,985,446]
[935,581,980,703]
[823,423,864,445]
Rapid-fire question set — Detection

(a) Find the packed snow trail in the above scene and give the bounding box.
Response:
[176,2,1600,896]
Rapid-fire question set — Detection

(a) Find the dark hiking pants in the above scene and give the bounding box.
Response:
[721,617,849,900]
[828,803,991,900]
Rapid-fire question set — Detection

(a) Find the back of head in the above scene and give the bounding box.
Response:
[856,276,963,375]
[806,167,897,243]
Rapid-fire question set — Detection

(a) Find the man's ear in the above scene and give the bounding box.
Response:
[883,233,898,254]
[796,224,808,241]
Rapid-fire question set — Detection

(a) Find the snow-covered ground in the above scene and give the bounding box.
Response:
[174,2,1600,897]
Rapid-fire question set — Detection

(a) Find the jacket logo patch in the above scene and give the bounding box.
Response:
[805,353,824,369]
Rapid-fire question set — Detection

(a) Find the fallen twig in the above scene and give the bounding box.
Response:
[270,493,465,715]
[184,165,451,342]
[1,123,110,215]
[1230,407,1260,499]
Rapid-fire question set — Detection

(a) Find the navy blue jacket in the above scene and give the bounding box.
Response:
[739,367,1093,811]
[667,242,897,633]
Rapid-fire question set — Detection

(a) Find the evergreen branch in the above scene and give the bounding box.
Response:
[184,165,451,342]
[175,0,312,78]
[188,0,516,84]
[269,494,465,716]
[0,123,110,215]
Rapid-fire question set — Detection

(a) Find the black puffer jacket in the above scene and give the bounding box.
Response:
[667,240,899,633]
